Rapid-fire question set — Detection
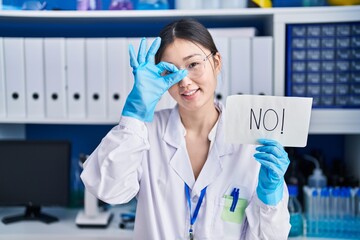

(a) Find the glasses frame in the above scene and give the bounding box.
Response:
[185,51,215,79]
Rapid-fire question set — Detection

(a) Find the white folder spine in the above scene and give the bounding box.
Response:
[106,38,127,121]
[85,38,107,119]
[0,38,6,118]
[230,37,252,95]
[44,38,67,119]
[252,37,273,95]
[3,38,26,118]
[24,38,45,119]
[66,38,86,119]
[212,36,230,104]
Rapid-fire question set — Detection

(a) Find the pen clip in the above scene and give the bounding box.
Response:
[230,188,239,212]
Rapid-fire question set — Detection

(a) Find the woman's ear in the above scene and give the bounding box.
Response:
[213,52,222,75]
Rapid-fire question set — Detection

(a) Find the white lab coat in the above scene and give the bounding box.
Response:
[81,102,291,240]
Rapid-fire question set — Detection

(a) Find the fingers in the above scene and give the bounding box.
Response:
[129,44,138,69]
[157,61,179,73]
[146,37,161,63]
[255,153,285,178]
[157,62,188,86]
[138,37,147,65]
[254,138,290,175]
[254,153,285,178]
[131,37,160,68]
[257,138,287,156]
[256,145,284,159]
[166,69,188,86]
[257,138,284,150]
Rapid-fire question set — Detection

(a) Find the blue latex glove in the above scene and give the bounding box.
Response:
[122,37,188,122]
[254,138,290,206]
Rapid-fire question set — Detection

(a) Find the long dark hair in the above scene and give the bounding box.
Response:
[155,18,218,63]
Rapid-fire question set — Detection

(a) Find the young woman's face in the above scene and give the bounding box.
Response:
[160,38,221,112]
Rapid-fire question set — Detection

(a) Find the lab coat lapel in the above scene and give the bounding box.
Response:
[192,106,234,196]
[163,106,195,188]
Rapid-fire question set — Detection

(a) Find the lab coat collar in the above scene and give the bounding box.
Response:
[163,102,234,195]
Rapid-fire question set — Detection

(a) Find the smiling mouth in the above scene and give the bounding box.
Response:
[182,89,199,96]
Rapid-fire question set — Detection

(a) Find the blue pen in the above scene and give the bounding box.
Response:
[230,188,239,212]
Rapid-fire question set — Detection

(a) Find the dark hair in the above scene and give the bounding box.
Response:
[155,18,218,63]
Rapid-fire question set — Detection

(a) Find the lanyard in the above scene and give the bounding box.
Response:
[185,184,207,240]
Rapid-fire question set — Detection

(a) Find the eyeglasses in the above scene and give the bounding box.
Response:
[161,52,215,79]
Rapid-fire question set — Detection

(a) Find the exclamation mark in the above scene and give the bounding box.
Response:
[281,108,285,134]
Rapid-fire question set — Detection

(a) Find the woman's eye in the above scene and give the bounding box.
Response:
[187,61,200,70]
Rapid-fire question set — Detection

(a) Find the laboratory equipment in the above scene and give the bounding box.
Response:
[304,186,360,239]
[0,140,70,224]
[303,154,327,188]
[288,185,303,237]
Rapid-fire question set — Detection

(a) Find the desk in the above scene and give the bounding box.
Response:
[1,206,352,240]
[0,205,133,240]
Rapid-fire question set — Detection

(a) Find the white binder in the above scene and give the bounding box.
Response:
[66,38,86,119]
[3,38,26,118]
[24,38,45,118]
[208,27,257,38]
[252,37,273,95]
[212,36,230,104]
[229,37,252,95]
[44,38,67,119]
[106,38,127,121]
[85,38,107,119]
[0,38,6,118]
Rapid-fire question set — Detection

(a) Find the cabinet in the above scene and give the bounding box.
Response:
[0,6,359,134]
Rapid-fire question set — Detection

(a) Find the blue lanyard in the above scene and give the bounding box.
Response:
[185,184,207,240]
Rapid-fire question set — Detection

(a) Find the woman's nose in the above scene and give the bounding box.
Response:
[178,75,193,88]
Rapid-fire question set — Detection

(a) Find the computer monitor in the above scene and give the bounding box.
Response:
[0,140,70,224]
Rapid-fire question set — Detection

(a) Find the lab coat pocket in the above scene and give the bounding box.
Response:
[221,195,247,224]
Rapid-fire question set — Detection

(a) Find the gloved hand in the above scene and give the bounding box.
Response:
[122,37,188,122]
[254,138,290,206]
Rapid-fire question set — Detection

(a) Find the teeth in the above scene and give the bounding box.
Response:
[183,89,197,96]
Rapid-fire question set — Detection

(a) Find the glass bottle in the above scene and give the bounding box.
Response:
[288,185,304,237]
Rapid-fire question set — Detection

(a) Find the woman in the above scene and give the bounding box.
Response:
[81,18,291,239]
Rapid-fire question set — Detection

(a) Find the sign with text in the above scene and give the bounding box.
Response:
[225,95,313,147]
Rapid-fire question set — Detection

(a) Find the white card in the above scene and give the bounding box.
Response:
[225,95,313,147]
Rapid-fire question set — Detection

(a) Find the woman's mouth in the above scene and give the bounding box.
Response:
[182,89,199,96]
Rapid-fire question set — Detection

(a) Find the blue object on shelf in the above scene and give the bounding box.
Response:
[273,0,303,7]
[286,22,360,109]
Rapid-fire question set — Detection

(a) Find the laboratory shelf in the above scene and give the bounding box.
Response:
[0,6,359,133]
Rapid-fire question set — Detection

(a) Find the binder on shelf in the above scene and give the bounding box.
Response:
[86,38,107,119]
[66,38,86,119]
[0,38,6,118]
[3,38,26,118]
[229,37,252,95]
[106,38,128,121]
[24,38,45,118]
[252,36,273,95]
[212,36,230,104]
[44,38,67,119]
[208,27,257,38]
